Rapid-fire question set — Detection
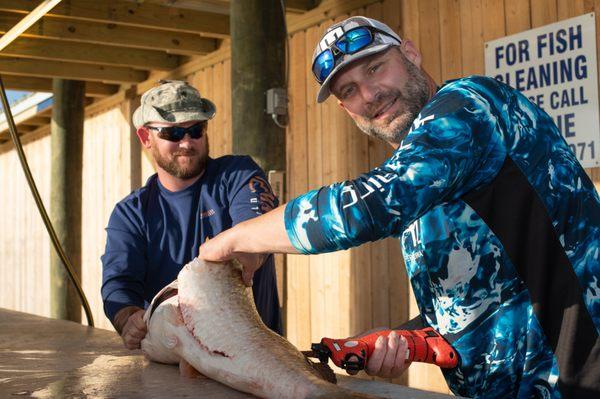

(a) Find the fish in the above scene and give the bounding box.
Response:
[141,258,380,399]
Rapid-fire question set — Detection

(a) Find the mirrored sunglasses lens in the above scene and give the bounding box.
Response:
[314,50,335,83]
[343,27,373,53]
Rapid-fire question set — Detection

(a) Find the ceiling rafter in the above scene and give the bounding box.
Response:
[0,57,147,84]
[1,36,182,70]
[0,0,320,145]
[0,75,118,97]
[0,12,220,55]
[0,0,230,37]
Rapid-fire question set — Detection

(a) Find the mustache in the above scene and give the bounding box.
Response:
[173,149,198,157]
[366,91,402,120]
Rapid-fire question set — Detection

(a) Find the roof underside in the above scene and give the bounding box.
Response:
[0,0,323,143]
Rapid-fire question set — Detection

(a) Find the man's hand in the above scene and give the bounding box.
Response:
[199,228,267,287]
[347,328,411,378]
[199,206,298,285]
[199,228,237,264]
[113,306,147,350]
[234,253,267,287]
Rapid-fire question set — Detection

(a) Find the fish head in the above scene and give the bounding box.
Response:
[141,282,182,365]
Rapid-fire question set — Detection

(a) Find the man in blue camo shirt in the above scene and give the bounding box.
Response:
[200,17,600,398]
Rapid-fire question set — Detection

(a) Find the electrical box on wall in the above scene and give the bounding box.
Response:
[266,88,287,116]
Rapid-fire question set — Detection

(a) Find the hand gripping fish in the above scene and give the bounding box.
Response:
[141,258,380,399]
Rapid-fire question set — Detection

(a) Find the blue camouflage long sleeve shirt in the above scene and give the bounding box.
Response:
[284,76,600,399]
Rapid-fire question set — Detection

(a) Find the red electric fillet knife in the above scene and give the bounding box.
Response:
[309,327,459,372]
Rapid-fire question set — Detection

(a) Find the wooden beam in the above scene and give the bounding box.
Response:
[19,115,51,126]
[0,95,50,134]
[0,58,147,84]
[19,115,50,125]
[50,79,85,323]
[281,0,321,12]
[287,0,380,34]
[0,12,219,55]
[138,0,320,14]
[0,123,49,154]
[0,0,61,51]
[1,37,181,70]
[11,123,36,132]
[231,0,286,172]
[0,0,229,36]
[135,0,229,15]
[135,44,231,95]
[202,0,320,13]
[0,75,118,97]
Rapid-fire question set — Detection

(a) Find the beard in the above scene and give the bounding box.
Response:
[354,53,431,145]
[152,139,209,180]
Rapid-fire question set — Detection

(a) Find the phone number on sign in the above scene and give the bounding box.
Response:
[568,141,596,162]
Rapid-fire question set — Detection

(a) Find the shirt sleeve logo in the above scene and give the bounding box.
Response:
[248,176,277,214]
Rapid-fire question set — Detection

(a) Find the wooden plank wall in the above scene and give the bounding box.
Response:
[0,135,51,317]
[81,103,138,330]
[2,0,600,394]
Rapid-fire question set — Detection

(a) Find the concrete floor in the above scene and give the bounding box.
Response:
[0,308,457,398]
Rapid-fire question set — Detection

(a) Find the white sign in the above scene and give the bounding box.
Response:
[485,13,600,168]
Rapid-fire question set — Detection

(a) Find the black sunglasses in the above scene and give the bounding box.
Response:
[147,122,207,142]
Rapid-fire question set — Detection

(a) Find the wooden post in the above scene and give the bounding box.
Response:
[230,0,286,172]
[50,79,85,322]
[231,0,287,332]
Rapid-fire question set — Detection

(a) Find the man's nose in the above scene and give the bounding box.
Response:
[178,134,194,147]
[360,83,381,105]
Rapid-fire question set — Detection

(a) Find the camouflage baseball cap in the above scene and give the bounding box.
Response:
[133,80,216,129]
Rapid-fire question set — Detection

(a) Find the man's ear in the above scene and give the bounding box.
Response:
[136,127,152,149]
[399,40,422,68]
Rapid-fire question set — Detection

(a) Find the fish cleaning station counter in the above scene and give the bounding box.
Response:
[0,308,457,399]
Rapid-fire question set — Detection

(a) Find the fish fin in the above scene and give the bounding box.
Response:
[179,358,205,379]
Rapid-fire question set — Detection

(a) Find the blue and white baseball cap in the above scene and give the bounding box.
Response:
[312,16,401,103]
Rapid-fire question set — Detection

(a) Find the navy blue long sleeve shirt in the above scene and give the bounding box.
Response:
[101,155,282,334]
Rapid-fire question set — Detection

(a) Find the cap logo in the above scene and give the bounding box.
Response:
[319,26,345,52]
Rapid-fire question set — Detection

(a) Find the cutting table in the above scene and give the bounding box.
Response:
[0,308,457,398]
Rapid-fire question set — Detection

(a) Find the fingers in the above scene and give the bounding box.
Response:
[236,253,264,287]
[242,269,255,287]
[130,309,146,330]
[394,337,412,377]
[121,310,148,350]
[365,332,410,379]
[198,232,234,262]
[365,335,387,376]
[379,331,400,377]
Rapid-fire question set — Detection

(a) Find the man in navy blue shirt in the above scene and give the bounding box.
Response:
[101,80,282,350]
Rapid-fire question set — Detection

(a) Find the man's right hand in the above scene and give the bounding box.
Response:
[346,327,411,379]
[113,306,147,350]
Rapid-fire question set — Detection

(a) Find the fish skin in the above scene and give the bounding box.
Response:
[141,258,381,399]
